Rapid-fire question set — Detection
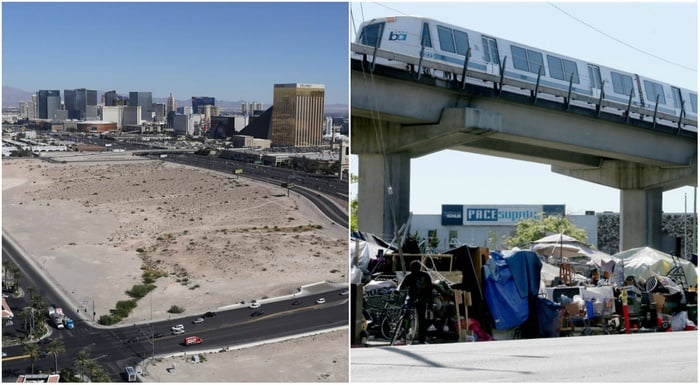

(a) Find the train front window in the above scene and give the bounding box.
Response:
[643,80,666,105]
[611,72,634,96]
[359,22,384,47]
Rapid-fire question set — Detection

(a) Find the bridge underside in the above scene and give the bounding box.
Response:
[352,63,697,250]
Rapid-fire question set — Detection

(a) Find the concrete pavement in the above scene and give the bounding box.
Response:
[350,331,698,382]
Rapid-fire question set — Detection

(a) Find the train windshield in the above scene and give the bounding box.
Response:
[359,22,384,47]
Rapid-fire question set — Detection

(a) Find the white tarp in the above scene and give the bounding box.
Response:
[350,238,391,274]
[613,247,697,287]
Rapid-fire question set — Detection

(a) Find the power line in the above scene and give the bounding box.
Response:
[548,2,696,73]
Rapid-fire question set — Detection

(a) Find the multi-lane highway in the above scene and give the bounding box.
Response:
[3,233,348,381]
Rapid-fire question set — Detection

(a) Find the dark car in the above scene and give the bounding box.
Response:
[250,311,264,317]
[292,300,302,305]
[152,332,164,339]
[203,311,217,318]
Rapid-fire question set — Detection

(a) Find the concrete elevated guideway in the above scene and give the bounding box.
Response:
[351,53,697,250]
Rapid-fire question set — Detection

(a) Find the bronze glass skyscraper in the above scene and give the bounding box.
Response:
[270,83,325,147]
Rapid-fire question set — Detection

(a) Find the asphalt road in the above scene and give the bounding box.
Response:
[350,331,698,382]
[2,285,347,382]
[2,232,348,382]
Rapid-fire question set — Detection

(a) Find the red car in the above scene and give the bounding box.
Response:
[184,336,203,346]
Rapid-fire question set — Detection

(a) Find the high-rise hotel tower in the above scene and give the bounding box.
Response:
[270,83,325,147]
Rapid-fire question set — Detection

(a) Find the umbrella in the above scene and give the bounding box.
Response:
[532,243,587,258]
[532,233,580,244]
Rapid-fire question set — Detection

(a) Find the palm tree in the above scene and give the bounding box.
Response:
[90,366,112,382]
[84,359,100,382]
[9,263,22,294]
[73,349,91,382]
[23,342,41,374]
[45,339,65,374]
[18,307,35,337]
[2,260,10,290]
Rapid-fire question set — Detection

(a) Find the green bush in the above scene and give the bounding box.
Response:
[98,314,121,325]
[167,305,185,314]
[111,300,138,318]
[126,284,156,299]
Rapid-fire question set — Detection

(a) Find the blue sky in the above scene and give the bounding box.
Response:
[350,1,698,215]
[2,2,349,105]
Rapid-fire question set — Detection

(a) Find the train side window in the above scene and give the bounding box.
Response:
[421,22,432,48]
[454,30,470,56]
[511,45,544,74]
[643,80,666,105]
[547,55,579,83]
[437,25,455,53]
[611,72,634,96]
[690,93,698,113]
[482,36,500,64]
[359,22,384,47]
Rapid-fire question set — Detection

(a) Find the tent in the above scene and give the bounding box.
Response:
[613,247,697,287]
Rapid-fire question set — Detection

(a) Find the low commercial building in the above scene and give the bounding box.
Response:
[77,121,118,133]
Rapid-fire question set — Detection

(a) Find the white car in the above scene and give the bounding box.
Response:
[192,317,204,324]
[249,301,261,309]
[171,324,185,334]
[316,298,326,304]
[340,290,349,296]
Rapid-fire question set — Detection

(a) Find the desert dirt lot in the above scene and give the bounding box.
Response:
[2,152,349,382]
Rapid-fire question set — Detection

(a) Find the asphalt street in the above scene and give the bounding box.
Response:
[350,331,698,382]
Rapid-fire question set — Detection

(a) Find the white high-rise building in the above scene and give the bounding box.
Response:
[167,92,176,115]
[102,106,124,128]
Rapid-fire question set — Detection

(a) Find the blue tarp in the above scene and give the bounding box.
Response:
[483,250,544,331]
[536,297,561,337]
[483,253,529,330]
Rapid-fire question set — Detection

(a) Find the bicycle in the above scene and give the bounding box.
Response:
[364,290,405,341]
[390,298,418,346]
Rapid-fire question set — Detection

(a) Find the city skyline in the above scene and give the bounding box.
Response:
[2,2,349,105]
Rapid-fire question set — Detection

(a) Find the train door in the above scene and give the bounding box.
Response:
[587,64,603,99]
[671,86,684,115]
[481,36,499,75]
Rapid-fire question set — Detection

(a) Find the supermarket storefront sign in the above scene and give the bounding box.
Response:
[442,204,564,226]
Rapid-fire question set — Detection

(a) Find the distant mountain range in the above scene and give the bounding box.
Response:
[2,86,348,115]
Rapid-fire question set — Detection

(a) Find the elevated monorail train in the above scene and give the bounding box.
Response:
[353,16,697,130]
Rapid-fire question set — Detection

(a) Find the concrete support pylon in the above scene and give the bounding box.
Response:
[620,188,662,250]
[357,152,411,241]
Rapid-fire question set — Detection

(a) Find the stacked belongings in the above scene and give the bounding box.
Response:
[645,275,697,331]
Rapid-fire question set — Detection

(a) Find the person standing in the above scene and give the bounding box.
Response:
[398,260,433,343]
